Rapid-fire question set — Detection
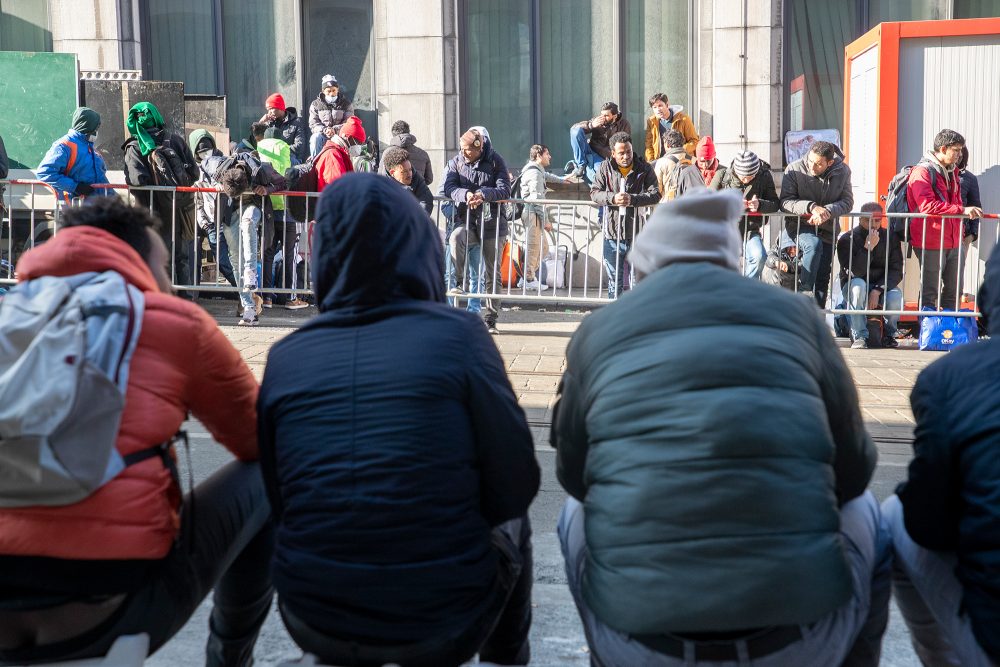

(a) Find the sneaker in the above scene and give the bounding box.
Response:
[262,298,273,309]
[881,336,899,349]
[563,160,578,176]
[522,279,542,290]
[446,286,467,297]
[238,306,259,326]
[850,338,867,349]
[252,293,264,316]
[486,321,499,335]
[285,298,310,310]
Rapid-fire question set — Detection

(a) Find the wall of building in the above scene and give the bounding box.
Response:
[373,0,458,185]
[49,0,132,71]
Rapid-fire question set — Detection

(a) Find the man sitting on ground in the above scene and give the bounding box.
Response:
[553,188,886,667]
[837,202,903,349]
[882,241,1000,667]
[0,198,271,667]
[259,174,539,667]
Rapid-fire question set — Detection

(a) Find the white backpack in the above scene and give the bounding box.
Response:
[0,271,146,508]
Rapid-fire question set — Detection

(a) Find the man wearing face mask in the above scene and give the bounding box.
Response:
[260,93,307,163]
[308,74,354,158]
[37,107,110,204]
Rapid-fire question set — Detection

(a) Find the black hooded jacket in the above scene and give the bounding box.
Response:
[265,108,307,163]
[897,241,1000,661]
[257,174,539,643]
[380,161,434,215]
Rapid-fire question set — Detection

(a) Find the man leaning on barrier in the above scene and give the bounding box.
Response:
[0,198,272,667]
[905,128,983,311]
[590,131,659,299]
[553,188,888,667]
[837,202,904,350]
[780,140,854,306]
[36,107,110,204]
[881,242,1000,667]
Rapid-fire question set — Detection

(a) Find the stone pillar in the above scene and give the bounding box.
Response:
[49,0,138,72]
[374,0,458,187]
[701,0,784,173]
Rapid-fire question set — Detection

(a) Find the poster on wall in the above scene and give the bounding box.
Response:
[784,129,841,164]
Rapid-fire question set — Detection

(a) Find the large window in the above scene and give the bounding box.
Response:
[147,0,221,95]
[954,0,1000,17]
[462,0,690,170]
[0,0,51,52]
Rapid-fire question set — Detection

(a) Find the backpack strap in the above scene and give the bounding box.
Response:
[61,140,78,176]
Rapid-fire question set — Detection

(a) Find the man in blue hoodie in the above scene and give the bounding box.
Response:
[36,107,110,204]
[258,174,539,667]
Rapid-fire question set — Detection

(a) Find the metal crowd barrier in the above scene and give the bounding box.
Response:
[2,178,996,335]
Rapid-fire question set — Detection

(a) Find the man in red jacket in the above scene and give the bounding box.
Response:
[906,129,983,310]
[0,198,271,667]
[315,115,366,191]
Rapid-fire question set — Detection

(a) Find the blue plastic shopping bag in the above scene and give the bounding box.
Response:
[919,308,978,351]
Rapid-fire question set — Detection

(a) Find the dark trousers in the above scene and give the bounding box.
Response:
[0,461,274,667]
[916,247,963,311]
[814,239,834,308]
[281,517,533,667]
[263,211,299,303]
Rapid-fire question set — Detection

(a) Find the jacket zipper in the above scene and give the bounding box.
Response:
[114,284,136,386]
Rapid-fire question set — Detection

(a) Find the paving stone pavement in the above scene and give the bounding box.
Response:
[146,301,942,666]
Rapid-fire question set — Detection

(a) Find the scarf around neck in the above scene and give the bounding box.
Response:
[126,102,165,157]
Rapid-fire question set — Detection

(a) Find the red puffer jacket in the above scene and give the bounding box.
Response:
[315,139,354,192]
[0,227,259,559]
[906,157,964,250]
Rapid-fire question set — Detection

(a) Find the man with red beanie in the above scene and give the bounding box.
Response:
[695,136,726,189]
[314,115,366,191]
[260,93,307,163]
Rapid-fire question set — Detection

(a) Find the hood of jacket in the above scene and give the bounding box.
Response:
[188,128,217,155]
[788,153,848,180]
[392,133,418,149]
[312,173,443,315]
[16,226,159,293]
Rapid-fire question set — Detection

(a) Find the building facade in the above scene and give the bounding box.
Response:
[1,0,998,174]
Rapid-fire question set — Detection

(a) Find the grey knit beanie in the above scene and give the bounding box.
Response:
[629,188,744,278]
[732,150,761,179]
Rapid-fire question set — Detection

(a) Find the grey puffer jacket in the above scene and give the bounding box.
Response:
[377,133,434,186]
[552,261,875,635]
[307,94,354,136]
[780,155,854,243]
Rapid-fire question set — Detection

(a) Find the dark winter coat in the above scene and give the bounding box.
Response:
[381,161,434,215]
[122,129,200,239]
[719,160,779,238]
[836,225,904,292]
[265,108,307,163]
[201,152,286,222]
[572,114,632,160]
[590,157,660,242]
[552,259,875,634]
[762,242,804,292]
[258,174,539,643]
[378,133,434,186]
[961,169,981,241]
[443,136,511,239]
[307,94,354,136]
[780,155,854,244]
[897,242,1000,662]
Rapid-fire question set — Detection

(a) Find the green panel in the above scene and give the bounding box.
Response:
[0,51,77,169]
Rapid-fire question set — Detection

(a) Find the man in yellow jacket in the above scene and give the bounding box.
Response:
[644,93,699,161]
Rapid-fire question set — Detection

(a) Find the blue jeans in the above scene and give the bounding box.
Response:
[222,206,260,311]
[882,495,994,667]
[559,492,891,667]
[780,228,822,292]
[603,238,631,299]
[743,235,766,280]
[204,224,237,288]
[570,126,604,183]
[309,132,328,158]
[444,218,483,314]
[845,279,902,341]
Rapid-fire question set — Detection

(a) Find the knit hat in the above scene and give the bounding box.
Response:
[340,115,366,143]
[321,74,338,87]
[695,136,716,160]
[71,107,100,135]
[732,150,761,179]
[628,188,744,277]
[265,93,286,111]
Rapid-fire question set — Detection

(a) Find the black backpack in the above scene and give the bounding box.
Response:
[502,163,540,222]
[283,146,332,221]
[883,162,942,240]
[148,143,194,188]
